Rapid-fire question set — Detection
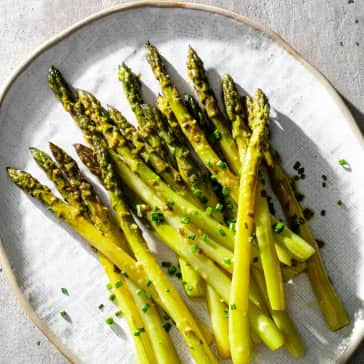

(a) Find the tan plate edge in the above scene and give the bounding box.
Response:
[0,1,363,363]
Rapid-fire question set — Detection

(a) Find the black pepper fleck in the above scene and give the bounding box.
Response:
[340,42,344,46]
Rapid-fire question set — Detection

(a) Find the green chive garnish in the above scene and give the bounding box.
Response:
[105,317,114,325]
[273,222,285,234]
[180,217,190,224]
[115,310,123,317]
[115,280,123,288]
[142,303,150,313]
[61,288,69,296]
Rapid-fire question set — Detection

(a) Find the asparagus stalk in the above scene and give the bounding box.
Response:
[48,142,124,242]
[156,96,226,222]
[99,254,158,364]
[255,181,285,310]
[145,42,240,200]
[229,89,269,363]
[90,137,217,364]
[186,47,240,175]
[182,94,225,161]
[206,286,230,359]
[267,151,349,330]
[252,266,304,358]
[117,63,171,161]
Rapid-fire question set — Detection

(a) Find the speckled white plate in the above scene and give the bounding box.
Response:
[1,2,364,363]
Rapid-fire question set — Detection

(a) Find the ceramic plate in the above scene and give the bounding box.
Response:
[1,2,363,363]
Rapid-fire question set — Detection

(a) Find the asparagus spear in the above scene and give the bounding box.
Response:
[186,47,240,175]
[99,254,158,364]
[117,63,171,161]
[221,74,251,162]
[267,151,349,330]
[182,94,225,160]
[252,266,304,358]
[229,89,269,363]
[145,42,240,200]
[90,137,217,364]
[206,286,230,359]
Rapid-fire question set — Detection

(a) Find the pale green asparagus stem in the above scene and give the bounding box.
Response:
[186,47,240,174]
[229,89,269,364]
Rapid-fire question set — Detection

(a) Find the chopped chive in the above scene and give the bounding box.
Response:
[60,310,67,318]
[338,159,348,166]
[322,182,327,188]
[122,271,129,278]
[248,235,255,244]
[213,130,222,140]
[205,206,213,216]
[201,233,209,242]
[176,272,182,279]
[167,266,177,275]
[301,174,306,179]
[165,288,170,293]
[106,283,112,290]
[295,192,305,202]
[229,222,236,232]
[215,203,224,212]
[115,280,123,288]
[206,160,212,167]
[218,228,226,237]
[337,199,343,206]
[322,175,327,181]
[192,182,200,189]
[161,261,171,267]
[163,322,172,332]
[105,317,114,325]
[192,210,199,216]
[98,304,104,310]
[186,285,194,292]
[151,211,165,223]
[223,257,231,265]
[294,175,300,181]
[222,187,230,196]
[61,288,69,296]
[201,196,208,204]
[193,190,202,197]
[273,222,285,234]
[230,304,237,310]
[293,161,301,170]
[191,244,199,254]
[134,330,141,336]
[298,167,305,174]
[109,293,116,302]
[188,234,196,240]
[146,279,152,287]
[163,313,170,320]
[142,303,150,313]
[210,175,217,182]
[115,310,123,317]
[320,210,326,216]
[216,160,227,169]
[253,256,259,263]
[167,200,175,208]
[180,217,191,224]
[136,289,142,296]
[136,204,143,218]
[299,217,305,224]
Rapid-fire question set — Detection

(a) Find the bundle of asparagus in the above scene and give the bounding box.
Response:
[7,43,349,364]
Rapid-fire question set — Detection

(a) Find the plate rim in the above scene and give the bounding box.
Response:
[0,1,363,363]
